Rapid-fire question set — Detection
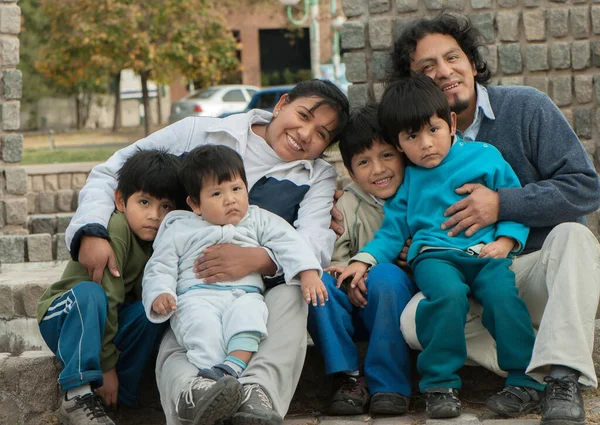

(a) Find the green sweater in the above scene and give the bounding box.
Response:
[37,211,153,372]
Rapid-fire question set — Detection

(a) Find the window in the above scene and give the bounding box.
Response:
[223,90,246,102]
[247,89,258,97]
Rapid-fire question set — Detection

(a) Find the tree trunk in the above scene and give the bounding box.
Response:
[156,85,163,126]
[141,71,151,136]
[112,72,121,132]
[75,96,81,129]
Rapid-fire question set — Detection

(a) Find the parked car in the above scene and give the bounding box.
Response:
[219,85,294,118]
[168,85,260,123]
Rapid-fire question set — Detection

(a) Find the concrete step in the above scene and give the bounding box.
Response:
[28,212,74,235]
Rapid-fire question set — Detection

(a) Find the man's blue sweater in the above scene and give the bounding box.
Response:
[477,86,600,253]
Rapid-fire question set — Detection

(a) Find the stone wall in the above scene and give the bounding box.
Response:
[340,0,600,234]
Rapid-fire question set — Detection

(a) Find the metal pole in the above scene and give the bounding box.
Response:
[309,0,320,79]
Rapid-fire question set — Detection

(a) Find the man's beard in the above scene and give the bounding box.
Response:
[449,94,469,115]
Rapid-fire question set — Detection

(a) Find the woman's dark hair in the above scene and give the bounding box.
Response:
[181,145,248,205]
[379,74,452,143]
[389,13,491,86]
[286,79,350,143]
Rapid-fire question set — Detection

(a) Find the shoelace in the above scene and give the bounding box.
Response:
[544,376,578,402]
[339,376,361,392]
[75,393,108,419]
[242,384,272,409]
[182,377,215,408]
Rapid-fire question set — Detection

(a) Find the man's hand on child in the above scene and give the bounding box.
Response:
[96,367,118,407]
[152,294,177,315]
[195,244,273,282]
[442,183,500,237]
[300,270,329,306]
[395,238,412,271]
[79,236,120,284]
[329,189,345,238]
[479,236,515,259]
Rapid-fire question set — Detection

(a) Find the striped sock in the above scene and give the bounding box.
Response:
[223,356,248,378]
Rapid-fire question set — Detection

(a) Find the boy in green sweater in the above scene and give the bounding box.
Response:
[307,104,416,416]
[37,149,185,425]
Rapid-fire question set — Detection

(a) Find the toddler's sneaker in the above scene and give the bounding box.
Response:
[424,387,461,419]
[486,385,542,417]
[58,393,115,425]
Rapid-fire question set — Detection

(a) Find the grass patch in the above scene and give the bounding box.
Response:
[21,146,122,165]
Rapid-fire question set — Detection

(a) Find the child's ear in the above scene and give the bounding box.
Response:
[272,93,290,116]
[449,111,457,136]
[115,190,126,212]
[396,144,404,153]
[349,169,358,183]
[186,196,202,215]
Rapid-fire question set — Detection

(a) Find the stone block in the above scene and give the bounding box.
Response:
[373,82,385,102]
[0,4,20,34]
[471,0,491,9]
[574,108,593,139]
[523,9,545,41]
[525,76,549,94]
[394,16,413,40]
[471,13,494,44]
[26,234,52,263]
[341,0,363,17]
[501,76,524,86]
[498,44,522,74]
[54,232,71,261]
[340,22,365,50]
[25,192,37,214]
[497,0,518,6]
[56,213,73,233]
[548,9,568,38]
[572,41,591,71]
[424,0,443,10]
[570,7,590,39]
[551,42,571,69]
[4,198,26,225]
[563,108,573,129]
[594,76,600,104]
[524,0,541,6]
[371,51,390,81]
[0,100,19,130]
[348,84,369,109]
[497,11,520,42]
[29,214,56,234]
[0,133,21,163]
[575,75,593,104]
[56,189,74,212]
[526,44,548,71]
[344,52,367,83]
[593,6,600,35]
[0,284,13,319]
[2,68,20,99]
[57,173,71,189]
[31,175,44,192]
[38,192,56,214]
[485,45,497,75]
[551,76,572,107]
[72,173,87,189]
[369,17,392,50]
[0,36,19,68]
[592,41,600,67]
[44,174,58,191]
[4,167,26,195]
[396,0,418,12]
[369,0,389,14]
[0,235,24,263]
[72,189,80,210]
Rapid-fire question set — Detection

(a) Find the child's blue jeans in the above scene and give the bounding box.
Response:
[39,281,168,406]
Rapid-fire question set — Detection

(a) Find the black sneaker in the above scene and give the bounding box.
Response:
[424,387,461,419]
[58,393,115,425]
[486,385,542,417]
[369,392,409,416]
[328,374,369,415]
[541,374,585,425]
[231,384,283,425]
[176,372,243,425]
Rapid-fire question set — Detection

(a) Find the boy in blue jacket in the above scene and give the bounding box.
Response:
[339,75,544,419]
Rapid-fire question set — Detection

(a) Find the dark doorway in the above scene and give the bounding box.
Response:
[259,28,311,86]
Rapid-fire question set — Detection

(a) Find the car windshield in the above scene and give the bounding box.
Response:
[188,88,219,100]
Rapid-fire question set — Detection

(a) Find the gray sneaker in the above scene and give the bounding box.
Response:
[231,384,283,425]
[58,393,115,425]
[176,375,243,425]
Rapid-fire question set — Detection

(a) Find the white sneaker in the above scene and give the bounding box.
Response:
[58,393,115,425]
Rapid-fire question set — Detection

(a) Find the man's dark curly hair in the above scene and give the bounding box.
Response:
[389,13,491,86]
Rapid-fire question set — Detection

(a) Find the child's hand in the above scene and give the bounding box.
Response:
[324,264,346,280]
[152,293,177,315]
[347,276,368,308]
[96,367,118,407]
[479,236,515,259]
[300,270,329,306]
[337,261,369,290]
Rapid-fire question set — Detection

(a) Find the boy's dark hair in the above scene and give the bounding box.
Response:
[117,149,186,208]
[389,13,491,86]
[379,74,452,143]
[181,145,248,205]
[339,103,396,172]
[285,79,350,142]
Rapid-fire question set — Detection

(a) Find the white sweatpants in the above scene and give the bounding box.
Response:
[170,288,268,370]
[400,223,600,387]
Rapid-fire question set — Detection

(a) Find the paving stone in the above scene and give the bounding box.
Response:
[471,0,492,9]
[570,7,590,39]
[485,45,497,75]
[595,75,600,104]
[426,413,480,423]
[369,17,392,50]
[0,235,24,263]
[57,173,71,189]
[526,76,549,94]
[523,9,545,41]
[340,22,365,50]
[373,416,420,424]
[574,107,593,139]
[501,76,524,86]
[25,192,37,214]
[26,234,52,263]
[283,418,317,425]
[372,51,390,81]
[0,284,14,318]
[4,198,26,225]
[44,174,58,191]
[341,0,363,17]
[471,13,494,44]
[13,282,48,316]
[0,4,20,34]
[593,6,600,35]
[30,174,44,192]
[551,75,572,106]
[562,108,574,129]
[592,41,600,67]
[72,189,80,210]
[497,11,520,42]
[71,172,88,190]
[482,420,539,424]
[4,166,26,195]
[38,191,56,214]
[54,232,70,261]
[498,44,522,74]
[56,189,74,212]
[0,133,21,162]
[497,0,518,6]
[0,100,19,130]
[369,0,389,14]
[575,75,593,104]
[524,0,541,6]
[526,44,548,71]
[319,416,370,424]
[572,41,591,71]
[348,84,369,109]
[344,52,367,83]
[0,37,19,69]
[396,0,418,12]
[551,42,571,69]
[394,16,414,39]
[373,82,385,102]
[2,69,21,100]
[56,213,73,233]
[548,9,569,38]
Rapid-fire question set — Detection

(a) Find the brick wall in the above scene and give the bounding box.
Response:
[340,0,600,236]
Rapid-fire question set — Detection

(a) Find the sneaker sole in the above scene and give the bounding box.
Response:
[486,399,541,418]
[58,406,115,425]
[328,400,366,415]
[540,419,586,425]
[231,412,283,425]
[427,404,461,419]
[189,377,244,425]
